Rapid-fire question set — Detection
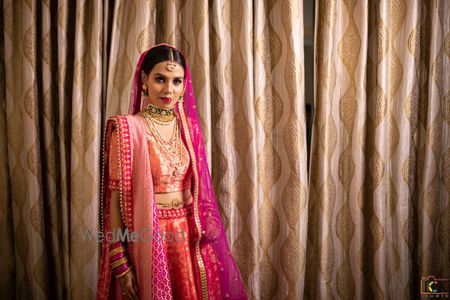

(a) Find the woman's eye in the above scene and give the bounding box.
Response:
[155,77,164,83]
[174,79,183,85]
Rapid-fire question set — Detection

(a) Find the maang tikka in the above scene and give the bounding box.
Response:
[166,48,177,72]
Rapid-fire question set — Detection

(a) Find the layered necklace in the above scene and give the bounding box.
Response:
[143,104,185,178]
[144,103,176,124]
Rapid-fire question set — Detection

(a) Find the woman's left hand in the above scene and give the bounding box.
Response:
[119,269,140,300]
[202,214,222,243]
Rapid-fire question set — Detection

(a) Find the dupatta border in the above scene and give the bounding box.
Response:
[97,116,134,300]
[177,101,209,300]
[97,118,112,299]
[114,115,134,236]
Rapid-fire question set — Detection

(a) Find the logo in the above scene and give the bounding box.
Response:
[421,276,449,297]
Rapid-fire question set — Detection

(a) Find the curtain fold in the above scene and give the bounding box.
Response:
[308,0,450,299]
[0,1,14,297]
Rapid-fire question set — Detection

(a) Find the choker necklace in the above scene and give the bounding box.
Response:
[144,103,175,123]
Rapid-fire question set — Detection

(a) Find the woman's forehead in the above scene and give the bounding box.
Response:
[151,61,185,77]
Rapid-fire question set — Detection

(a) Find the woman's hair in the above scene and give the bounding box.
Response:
[140,45,186,77]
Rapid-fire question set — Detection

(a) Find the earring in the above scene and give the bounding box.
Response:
[142,84,148,97]
[178,95,183,102]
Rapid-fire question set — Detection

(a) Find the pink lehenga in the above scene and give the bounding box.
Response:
[96,44,247,299]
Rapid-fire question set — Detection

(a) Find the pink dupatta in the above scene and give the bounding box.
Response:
[97,44,247,299]
[97,114,173,299]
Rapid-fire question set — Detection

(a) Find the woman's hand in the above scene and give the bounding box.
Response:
[119,269,140,299]
[202,213,222,243]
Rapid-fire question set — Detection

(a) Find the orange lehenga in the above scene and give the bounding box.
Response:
[108,122,220,299]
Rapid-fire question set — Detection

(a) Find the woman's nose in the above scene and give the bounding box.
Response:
[163,81,174,94]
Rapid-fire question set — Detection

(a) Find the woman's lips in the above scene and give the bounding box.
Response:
[160,97,172,103]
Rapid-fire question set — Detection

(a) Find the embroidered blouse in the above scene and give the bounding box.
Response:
[108,128,192,193]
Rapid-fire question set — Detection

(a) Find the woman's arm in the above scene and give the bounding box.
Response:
[108,128,127,239]
[110,191,125,240]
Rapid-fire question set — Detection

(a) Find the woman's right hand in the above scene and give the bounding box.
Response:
[119,269,140,299]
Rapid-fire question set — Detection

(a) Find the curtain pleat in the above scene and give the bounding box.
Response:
[0,2,15,298]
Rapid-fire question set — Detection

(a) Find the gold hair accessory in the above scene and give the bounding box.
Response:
[166,48,177,72]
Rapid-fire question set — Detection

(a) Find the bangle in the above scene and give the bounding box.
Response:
[109,246,126,257]
[111,257,129,269]
[115,265,133,278]
[108,241,133,278]
[114,263,130,275]
[110,252,126,262]
[109,241,125,250]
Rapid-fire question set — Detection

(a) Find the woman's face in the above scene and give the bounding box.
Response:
[141,61,185,110]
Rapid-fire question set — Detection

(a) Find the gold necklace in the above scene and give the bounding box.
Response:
[144,103,176,123]
[150,117,176,126]
[145,116,185,177]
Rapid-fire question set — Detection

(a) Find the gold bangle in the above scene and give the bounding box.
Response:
[109,246,126,257]
[111,257,129,269]
[111,259,128,270]
[116,266,133,278]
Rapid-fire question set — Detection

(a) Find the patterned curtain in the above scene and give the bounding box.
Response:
[1,0,309,299]
[308,0,450,299]
[1,0,103,299]
[4,0,447,299]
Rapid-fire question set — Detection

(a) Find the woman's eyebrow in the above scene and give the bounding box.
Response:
[154,73,167,78]
[154,73,183,80]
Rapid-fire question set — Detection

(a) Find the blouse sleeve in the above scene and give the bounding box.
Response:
[108,129,120,191]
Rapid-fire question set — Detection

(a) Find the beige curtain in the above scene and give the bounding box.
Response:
[1,0,309,299]
[1,0,103,299]
[4,0,448,299]
[308,0,450,299]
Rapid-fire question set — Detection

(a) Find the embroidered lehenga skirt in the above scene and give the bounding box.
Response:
[158,205,199,299]
[158,204,222,300]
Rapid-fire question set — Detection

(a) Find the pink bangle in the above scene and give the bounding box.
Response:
[108,241,132,278]
[113,263,131,276]
[109,241,123,250]
[115,266,133,278]
[110,251,126,262]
